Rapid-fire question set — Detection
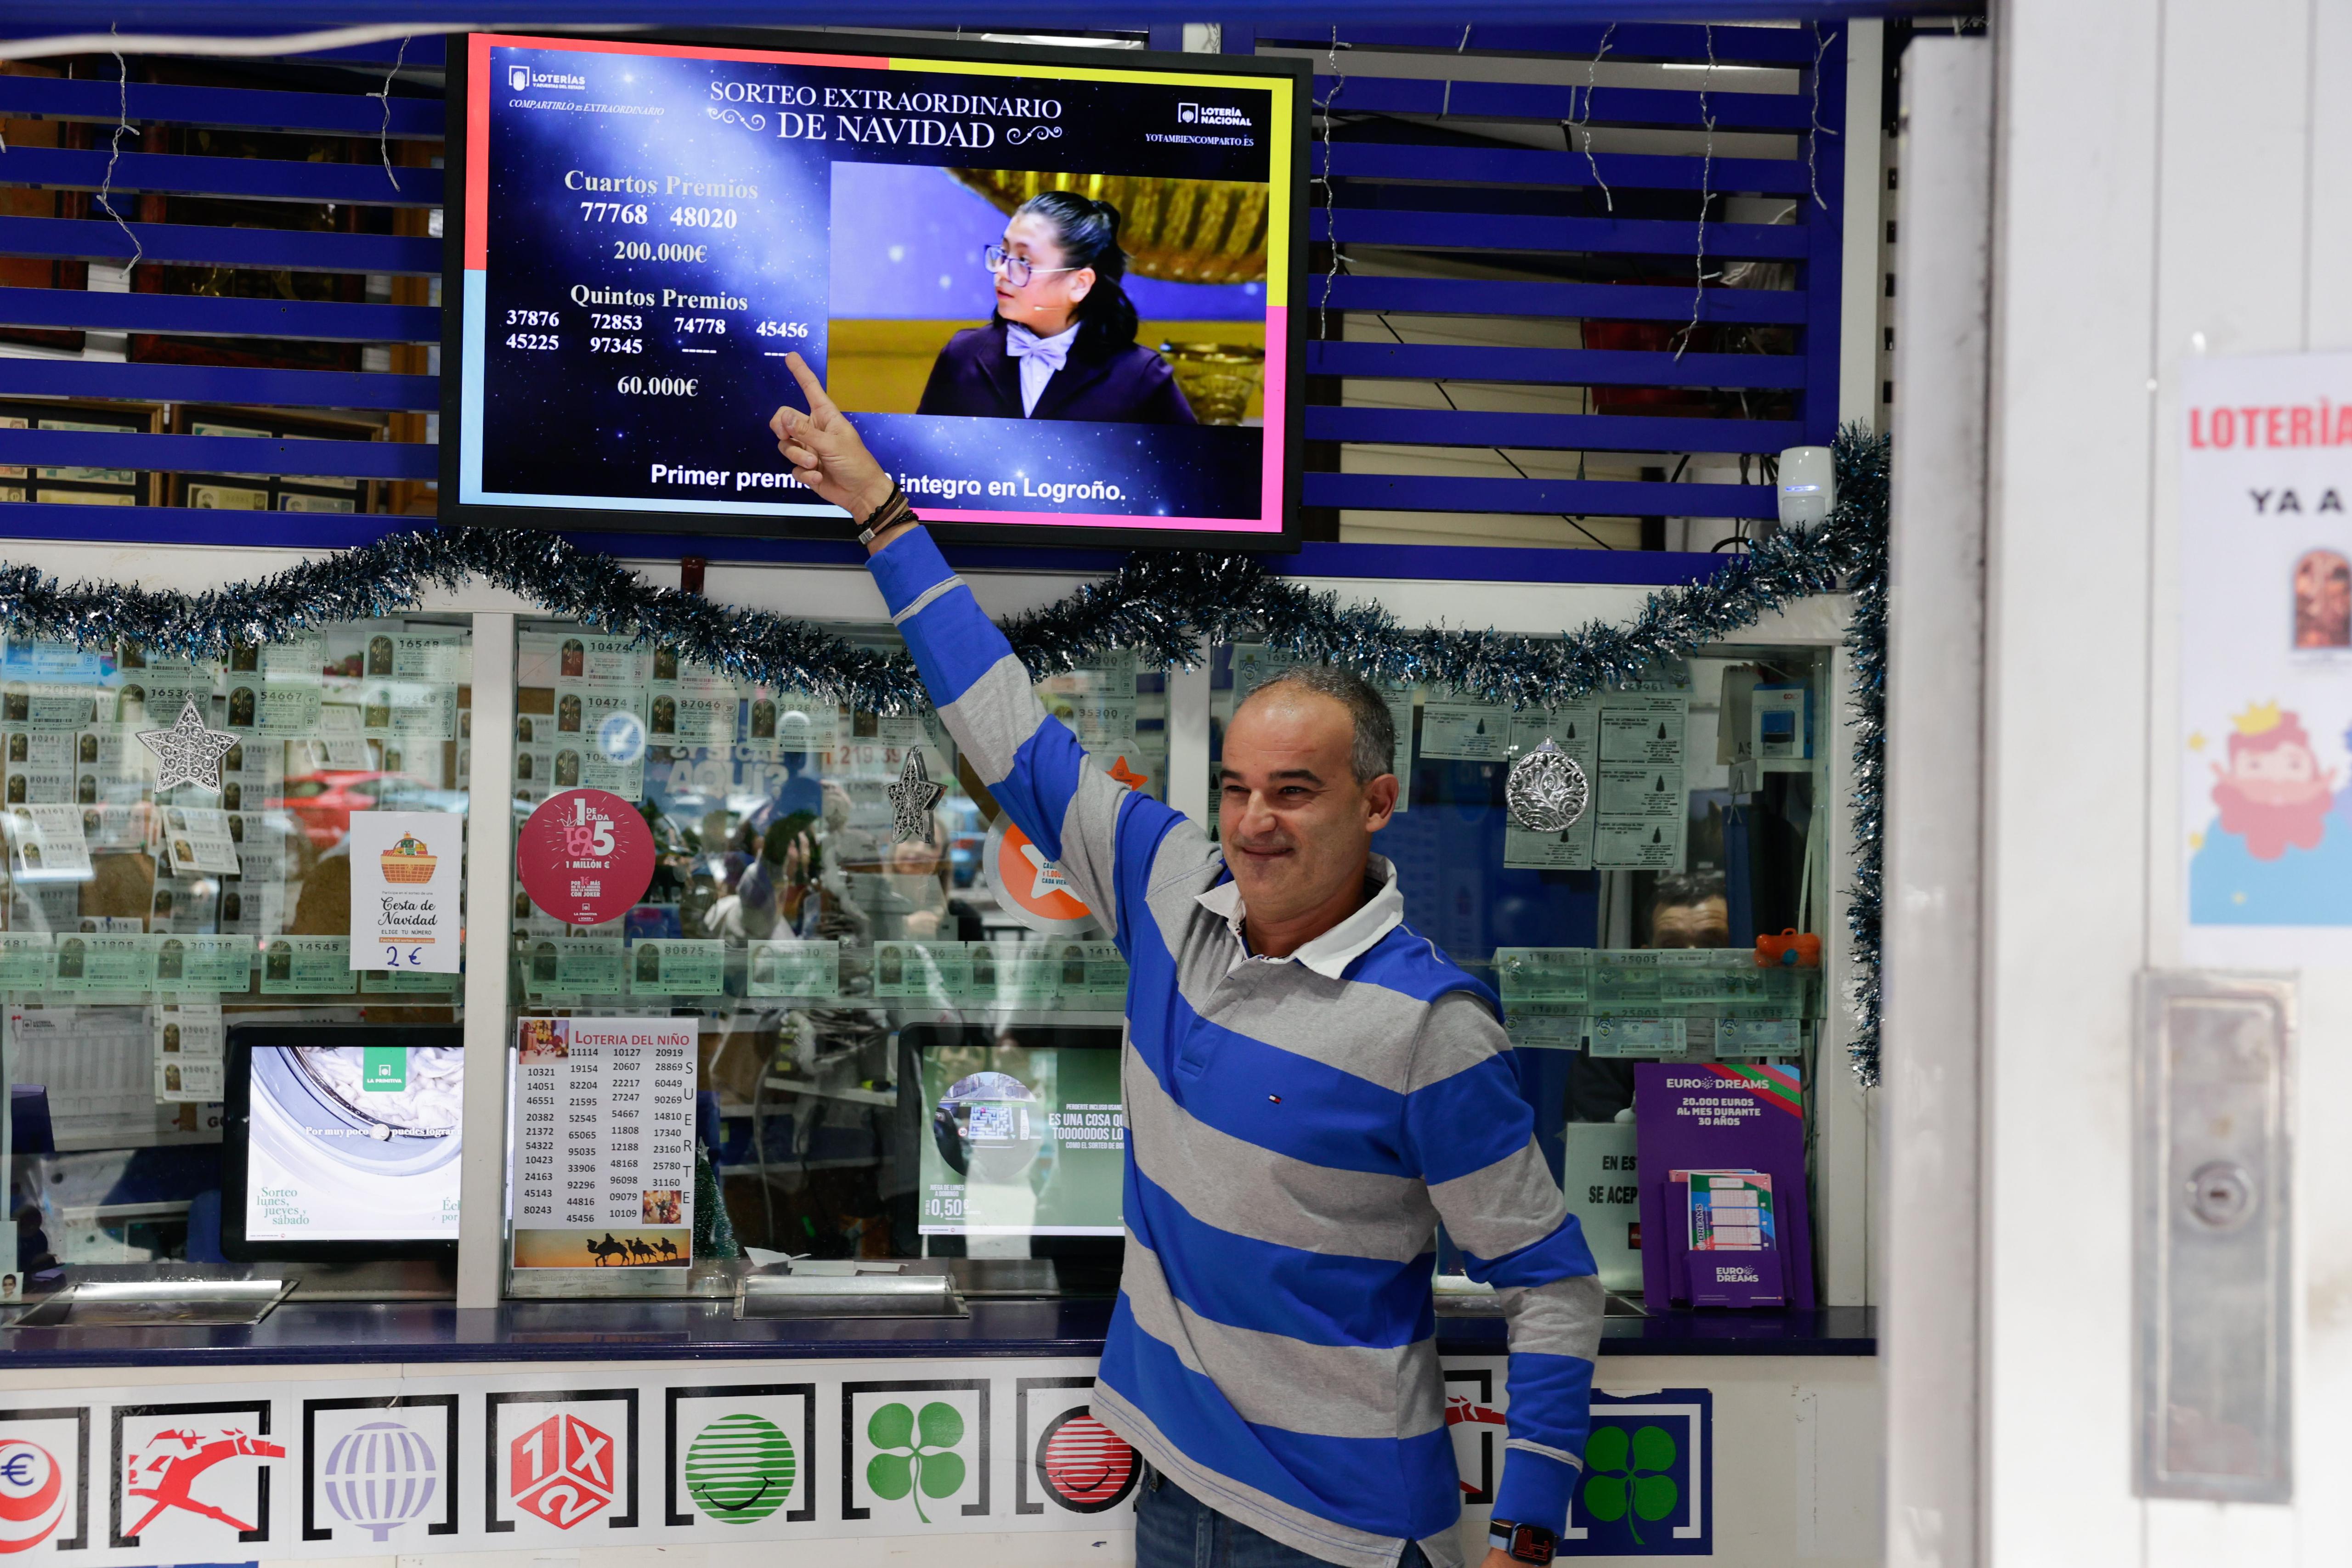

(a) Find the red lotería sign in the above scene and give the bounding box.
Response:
[517,789,655,927]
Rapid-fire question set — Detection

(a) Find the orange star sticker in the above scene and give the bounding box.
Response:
[1107,756,1150,791]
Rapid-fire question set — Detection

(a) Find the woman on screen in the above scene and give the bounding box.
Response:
[916,191,1196,426]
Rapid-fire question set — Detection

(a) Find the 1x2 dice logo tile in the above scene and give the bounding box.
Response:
[511,1411,617,1529]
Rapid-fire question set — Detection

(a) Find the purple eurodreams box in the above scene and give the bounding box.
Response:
[1634,1062,1814,1310]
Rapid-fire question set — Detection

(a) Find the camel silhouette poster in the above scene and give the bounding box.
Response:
[511,1017,695,1269]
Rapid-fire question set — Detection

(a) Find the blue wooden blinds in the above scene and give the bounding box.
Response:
[0,19,1842,550]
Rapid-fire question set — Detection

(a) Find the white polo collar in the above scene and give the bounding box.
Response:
[1195,855,1404,979]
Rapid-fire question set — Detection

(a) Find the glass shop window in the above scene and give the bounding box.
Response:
[507,621,1165,1295]
[1209,642,1832,1300]
[5,621,471,1284]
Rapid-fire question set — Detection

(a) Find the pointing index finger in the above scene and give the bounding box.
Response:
[783,352,837,418]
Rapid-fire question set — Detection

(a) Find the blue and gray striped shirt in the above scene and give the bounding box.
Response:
[873,528,1601,1568]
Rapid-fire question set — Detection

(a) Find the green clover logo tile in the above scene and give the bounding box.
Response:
[1582,1424,1678,1545]
[866,1400,966,1523]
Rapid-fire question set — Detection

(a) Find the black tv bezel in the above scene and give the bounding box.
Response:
[901,1019,1126,1266]
[219,1022,464,1264]
[439,27,1311,553]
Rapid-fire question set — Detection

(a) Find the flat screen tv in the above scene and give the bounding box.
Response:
[443,29,1309,548]
[220,1025,464,1263]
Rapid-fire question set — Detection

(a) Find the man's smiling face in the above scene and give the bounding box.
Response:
[1218,685,1396,934]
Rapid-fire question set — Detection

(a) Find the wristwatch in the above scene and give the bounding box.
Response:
[1487,1519,1557,1566]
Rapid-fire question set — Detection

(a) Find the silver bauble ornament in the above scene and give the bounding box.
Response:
[1506,739,1589,833]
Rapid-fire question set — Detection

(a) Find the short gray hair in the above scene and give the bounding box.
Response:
[1237,665,1396,784]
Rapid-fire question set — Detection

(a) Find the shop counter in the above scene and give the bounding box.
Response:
[0,1295,1875,1369]
[0,1296,1878,1568]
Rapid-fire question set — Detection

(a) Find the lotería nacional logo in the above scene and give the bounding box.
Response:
[0,1439,67,1551]
[319,1421,439,1543]
[510,1412,614,1530]
[1034,1409,1134,1513]
[684,1414,793,1525]
[1176,102,1252,128]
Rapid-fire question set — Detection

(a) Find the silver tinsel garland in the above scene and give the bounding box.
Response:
[0,427,1889,1078]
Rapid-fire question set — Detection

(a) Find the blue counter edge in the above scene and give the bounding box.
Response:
[0,1299,1874,1369]
[0,509,1733,589]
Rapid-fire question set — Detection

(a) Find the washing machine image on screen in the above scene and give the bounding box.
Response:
[242,1044,464,1242]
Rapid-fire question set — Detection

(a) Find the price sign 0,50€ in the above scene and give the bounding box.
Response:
[519,788,655,927]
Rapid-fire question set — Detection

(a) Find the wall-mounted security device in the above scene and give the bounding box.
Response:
[1777,445,1836,528]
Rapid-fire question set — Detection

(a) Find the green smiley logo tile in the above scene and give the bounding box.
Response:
[686,1412,795,1523]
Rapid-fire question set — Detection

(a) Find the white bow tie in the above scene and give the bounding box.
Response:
[1006,323,1078,416]
[1006,322,1074,372]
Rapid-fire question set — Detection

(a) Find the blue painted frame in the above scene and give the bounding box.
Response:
[0,17,1848,575]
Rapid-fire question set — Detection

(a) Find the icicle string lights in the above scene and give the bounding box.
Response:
[1569,23,1617,212]
[96,28,145,278]
[1675,24,1717,360]
[1315,25,1347,342]
[371,34,410,193]
[1808,22,1840,213]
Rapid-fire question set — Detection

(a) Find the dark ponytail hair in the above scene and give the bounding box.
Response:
[1011,189,1138,353]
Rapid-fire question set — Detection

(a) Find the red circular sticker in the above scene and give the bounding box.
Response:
[517,788,656,926]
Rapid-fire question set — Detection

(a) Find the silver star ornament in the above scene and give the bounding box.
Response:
[137,697,242,794]
[888,748,946,844]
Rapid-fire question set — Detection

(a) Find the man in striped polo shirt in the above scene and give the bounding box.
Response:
[773,357,1599,1568]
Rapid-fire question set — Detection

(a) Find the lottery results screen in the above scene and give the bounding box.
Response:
[446,30,1307,546]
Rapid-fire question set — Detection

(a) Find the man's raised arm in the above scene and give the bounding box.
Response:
[770,353,1168,932]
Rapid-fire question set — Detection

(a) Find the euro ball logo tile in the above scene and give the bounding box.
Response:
[0,1439,67,1551]
[510,1412,614,1529]
[685,1414,793,1524]
[0,1410,86,1555]
[1561,1390,1712,1557]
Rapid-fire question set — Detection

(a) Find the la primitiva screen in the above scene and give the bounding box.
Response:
[454,33,1298,539]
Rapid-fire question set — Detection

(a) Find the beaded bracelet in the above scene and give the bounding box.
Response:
[856,482,916,546]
